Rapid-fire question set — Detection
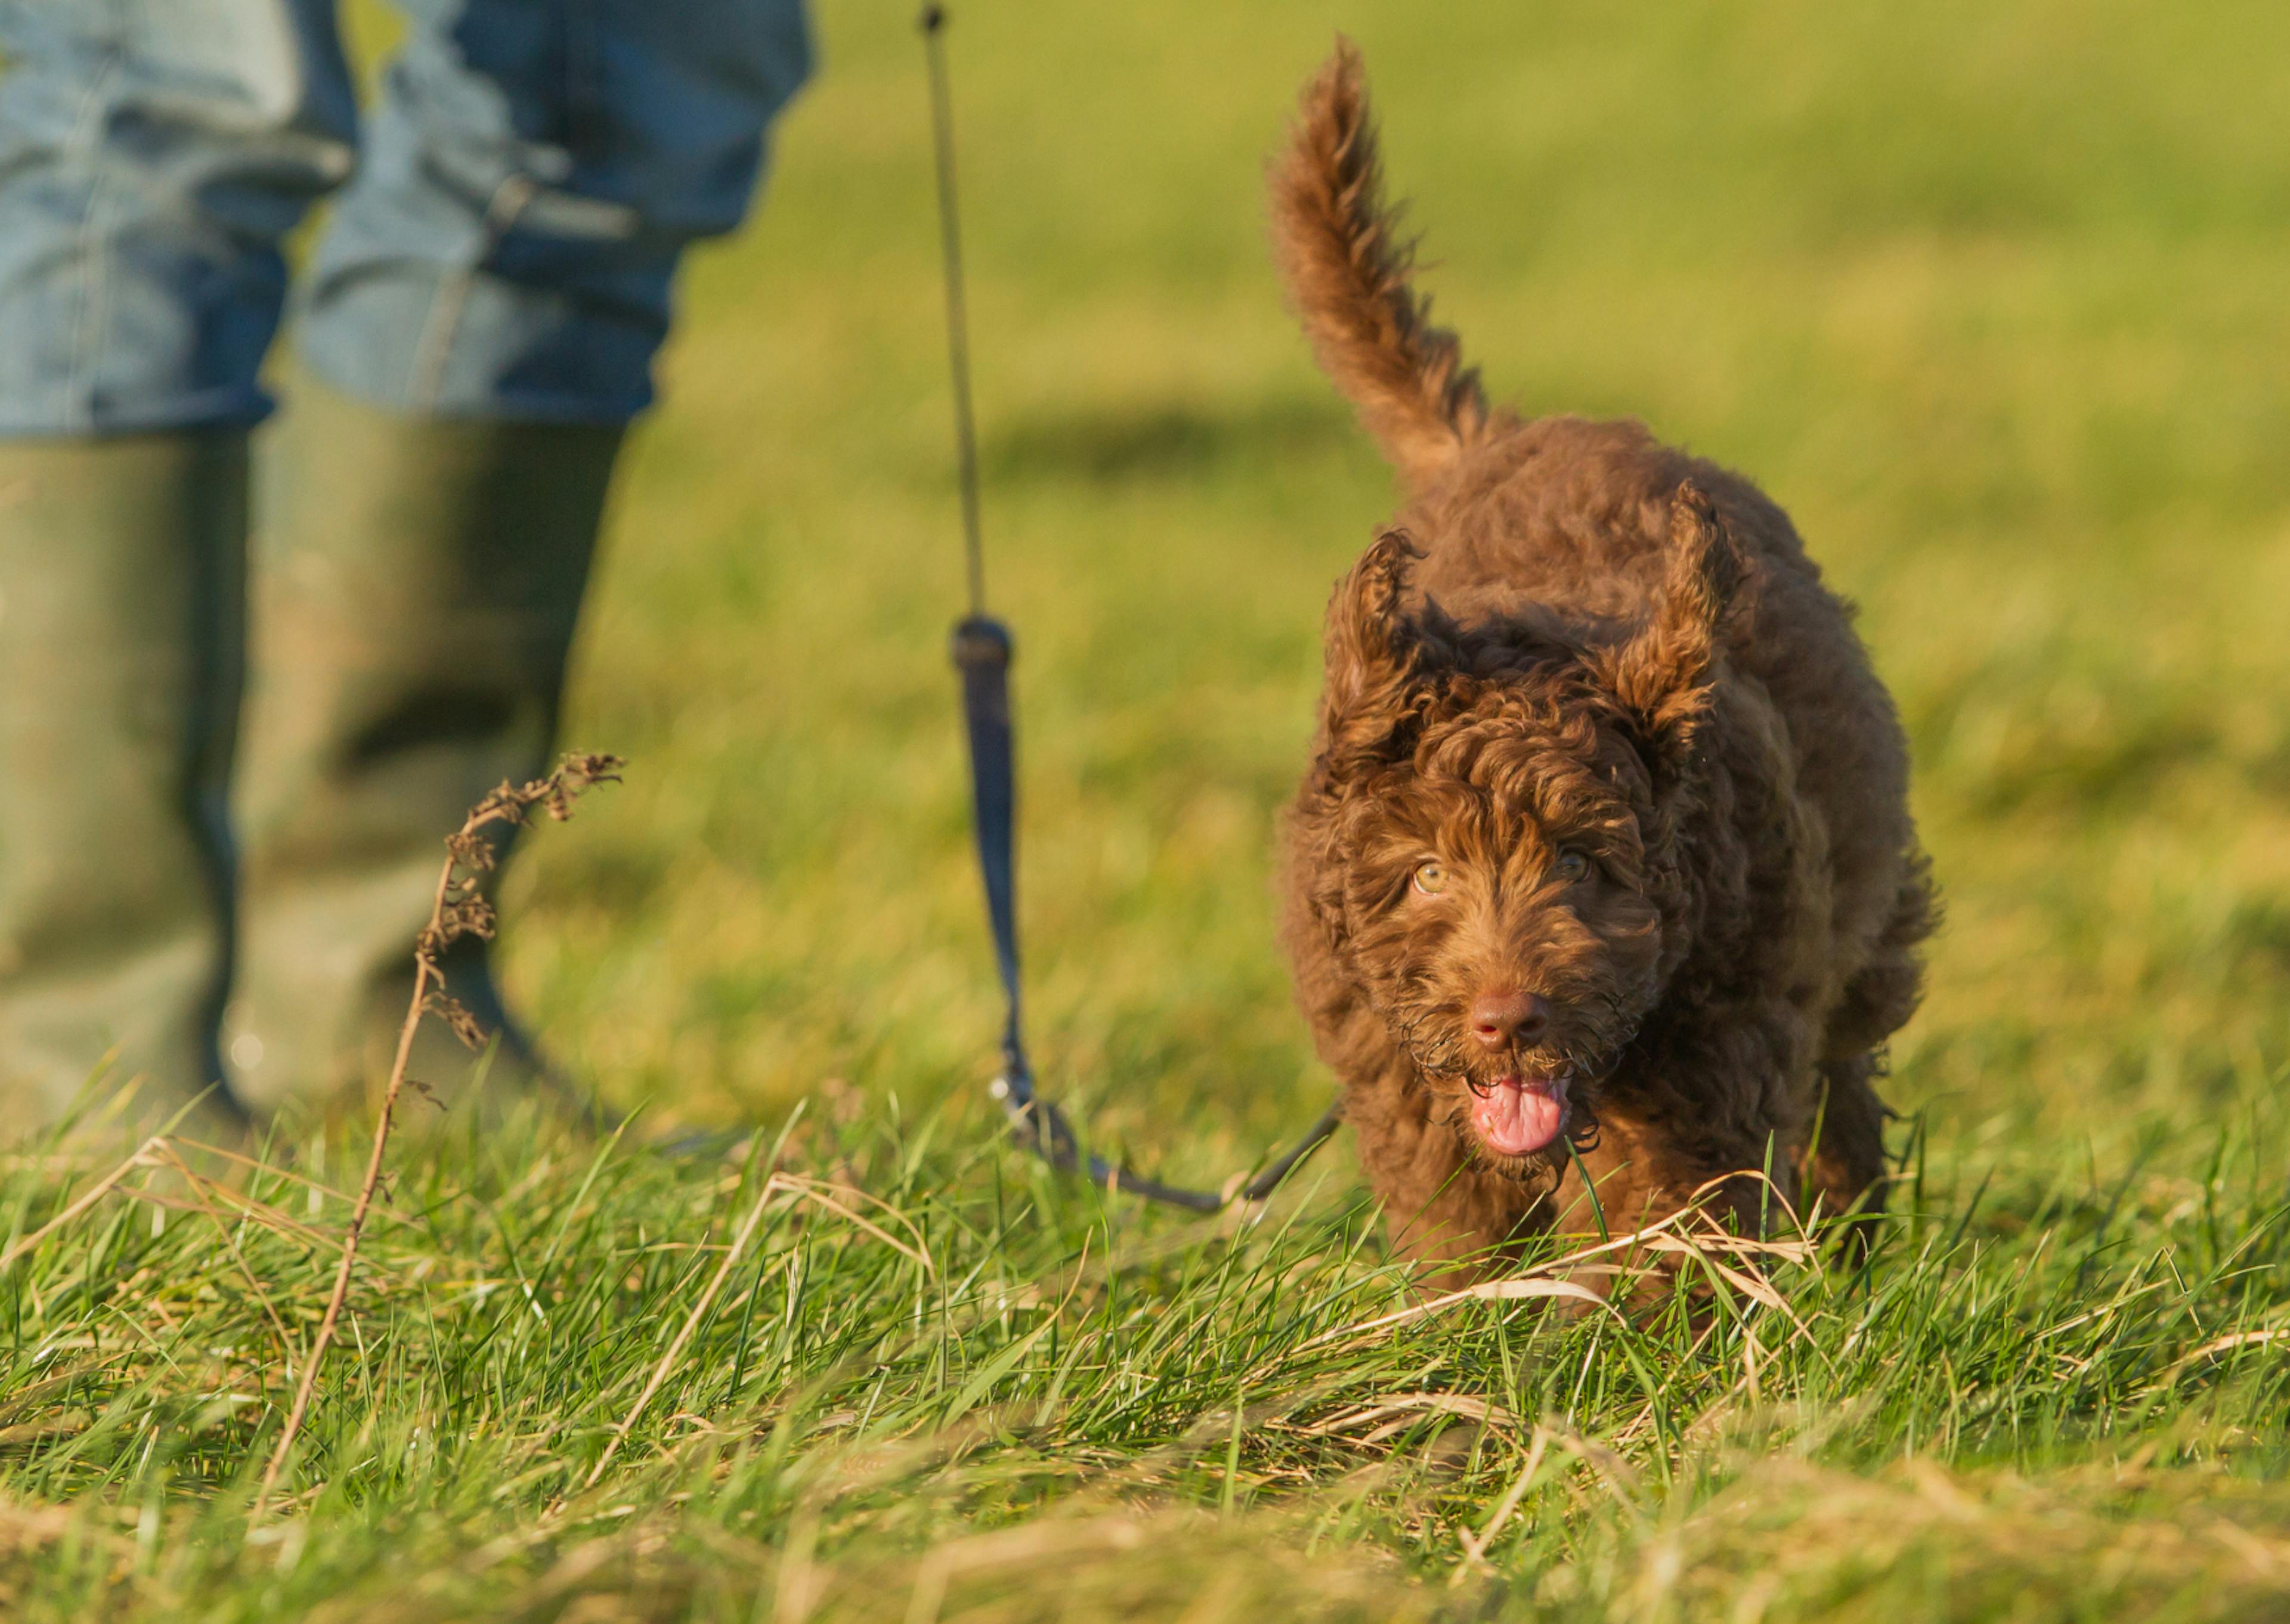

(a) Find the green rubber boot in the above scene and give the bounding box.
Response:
[228,374,618,1123]
[0,435,248,1140]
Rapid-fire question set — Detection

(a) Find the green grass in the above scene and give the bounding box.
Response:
[9,0,2290,1616]
[1,1101,2283,1619]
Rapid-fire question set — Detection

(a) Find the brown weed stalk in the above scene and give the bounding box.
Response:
[253,752,623,1517]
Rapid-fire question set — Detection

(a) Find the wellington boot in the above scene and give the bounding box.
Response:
[0,435,248,1142]
[230,374,617,1124]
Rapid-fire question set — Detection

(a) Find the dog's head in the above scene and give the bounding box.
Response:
[1296,485,1742,1177]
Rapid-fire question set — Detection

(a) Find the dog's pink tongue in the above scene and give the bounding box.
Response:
[1473,1074,1565,1157]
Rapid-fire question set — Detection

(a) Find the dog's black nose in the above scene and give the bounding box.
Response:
[1469,989,1549,1050]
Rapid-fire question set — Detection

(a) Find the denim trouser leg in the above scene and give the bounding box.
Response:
[0,0,813,435]
[298,0,813,422]
[0,0,356,435]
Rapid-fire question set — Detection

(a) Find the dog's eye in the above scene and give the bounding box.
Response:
[1412,861,1449,896]
[1554,847,1592,884]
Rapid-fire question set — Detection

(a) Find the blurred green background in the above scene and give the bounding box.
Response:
[467,0,2290,1182]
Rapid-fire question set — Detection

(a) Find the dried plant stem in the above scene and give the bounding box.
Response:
[253,753,622,1521]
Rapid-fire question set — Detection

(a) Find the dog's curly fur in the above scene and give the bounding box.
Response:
[1271,42,1937,1285]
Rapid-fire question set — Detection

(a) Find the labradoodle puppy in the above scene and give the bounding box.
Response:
[1271,43,1936,1285]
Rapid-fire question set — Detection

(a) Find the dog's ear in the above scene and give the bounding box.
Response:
[1588,483,1744,765]
[1320,528,1423,757]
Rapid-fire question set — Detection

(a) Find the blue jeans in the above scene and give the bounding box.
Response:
[0,0,812,434]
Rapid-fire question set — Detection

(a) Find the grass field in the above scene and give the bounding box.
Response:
[5,1,2290,1616]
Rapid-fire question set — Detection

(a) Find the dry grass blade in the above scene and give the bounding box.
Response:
[1455,1423,1553,1572]
[1292,1273,1611,1358]
[130,1151,361,1259]
[166,1138,418,1222]
[1301,1391,1518,1443]
[141,1142,298,1368]
[1642,1232,1814,1337]
[2156,1327,2288,1385]
[0,1136,167,1272]
[2181,1328,2286,1360]
[1278,1182,1825,1369]
[253,754,621,1520]
[565,1162,958,1502]
[773,1177,935,1274]
[578,1170,788,1494]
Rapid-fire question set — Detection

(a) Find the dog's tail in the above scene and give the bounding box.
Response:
[1270,39,1490,489]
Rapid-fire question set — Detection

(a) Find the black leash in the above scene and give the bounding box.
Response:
[919,5,1339,1213]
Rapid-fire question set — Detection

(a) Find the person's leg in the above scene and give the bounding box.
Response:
[0,0,354,1135]
[231,0,812,1115]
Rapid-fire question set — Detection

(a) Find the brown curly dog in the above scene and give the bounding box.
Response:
[1271,42,1936,1287]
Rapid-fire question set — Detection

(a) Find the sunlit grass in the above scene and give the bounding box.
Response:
[0,1097,2281,1618]
[6,0,2288,1616]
